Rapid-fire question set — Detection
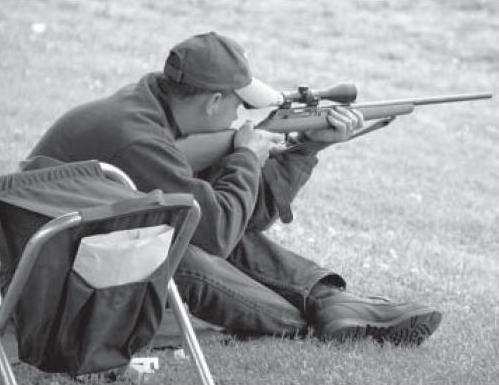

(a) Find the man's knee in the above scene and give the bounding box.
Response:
[175,244,223,276]
[174,244,306,336]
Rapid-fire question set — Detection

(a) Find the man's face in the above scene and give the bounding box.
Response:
[204,91,242,131]
[173,91,243,135]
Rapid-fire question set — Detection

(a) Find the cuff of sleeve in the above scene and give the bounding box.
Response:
[282,134,332,156]
[262,163,294,223]
[294,140,331,155]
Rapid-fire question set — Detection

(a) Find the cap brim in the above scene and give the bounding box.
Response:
[235,77,284,109]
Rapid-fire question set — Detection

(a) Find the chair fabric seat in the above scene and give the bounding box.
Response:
[0,160,142,218]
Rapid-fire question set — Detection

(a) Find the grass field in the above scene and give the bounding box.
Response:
[1,0,498,384]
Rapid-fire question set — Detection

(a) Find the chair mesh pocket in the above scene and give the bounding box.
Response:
[20,225,173,375]
[51,263,168,375]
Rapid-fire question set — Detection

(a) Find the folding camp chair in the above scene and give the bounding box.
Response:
[0,160,214,385]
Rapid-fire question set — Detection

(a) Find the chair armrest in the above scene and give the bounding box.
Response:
[78,190,195,224]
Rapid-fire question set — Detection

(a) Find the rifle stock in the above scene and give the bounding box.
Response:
[176,90,492,172]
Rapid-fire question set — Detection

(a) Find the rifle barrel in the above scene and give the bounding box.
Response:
[352,92,492,108]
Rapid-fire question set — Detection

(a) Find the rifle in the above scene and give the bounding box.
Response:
[176,84,492,172]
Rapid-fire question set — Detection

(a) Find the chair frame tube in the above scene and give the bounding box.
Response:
[0,212,82,385]
[0,212,83,333]
[0,338,16,385]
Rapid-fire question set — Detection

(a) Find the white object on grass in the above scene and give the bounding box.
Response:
[129,357,159,384]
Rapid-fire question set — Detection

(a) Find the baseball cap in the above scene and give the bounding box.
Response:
[164,32,283,108]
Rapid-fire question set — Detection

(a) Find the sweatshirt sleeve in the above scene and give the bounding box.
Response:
[256,139,329,225]
[225,139,329,231]
[110,137,261,258]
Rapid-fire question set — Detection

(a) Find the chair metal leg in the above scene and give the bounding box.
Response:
[0,295,17,385]
[0,339,17,385]
[168,280,215,385]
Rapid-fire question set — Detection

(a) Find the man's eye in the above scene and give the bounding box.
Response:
[236,104,245,118]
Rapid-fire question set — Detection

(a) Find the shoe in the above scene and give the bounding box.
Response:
[310,288,442,346]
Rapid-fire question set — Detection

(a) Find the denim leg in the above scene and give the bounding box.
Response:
[174,244,306,336]
[226,231,346,313]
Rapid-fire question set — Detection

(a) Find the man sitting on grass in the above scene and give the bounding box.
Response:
[28,31,442,345]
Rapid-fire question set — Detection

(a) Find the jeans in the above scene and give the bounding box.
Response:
[174,231,346,336]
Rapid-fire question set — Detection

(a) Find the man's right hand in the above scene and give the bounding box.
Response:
[234,121,284,166]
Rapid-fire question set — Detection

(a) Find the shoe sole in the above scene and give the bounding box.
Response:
[323,308,442,346]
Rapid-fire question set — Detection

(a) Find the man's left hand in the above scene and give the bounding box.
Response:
[304,106,364,143]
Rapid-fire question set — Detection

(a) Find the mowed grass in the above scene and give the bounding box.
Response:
[1,0,498,384]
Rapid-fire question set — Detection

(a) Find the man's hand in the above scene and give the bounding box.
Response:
[234,120,284,166]
[304,106,364,143]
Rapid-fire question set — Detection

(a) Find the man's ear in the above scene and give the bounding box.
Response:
[205,92,223,116]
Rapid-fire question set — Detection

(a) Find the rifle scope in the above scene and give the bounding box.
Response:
[283,84,357,106]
